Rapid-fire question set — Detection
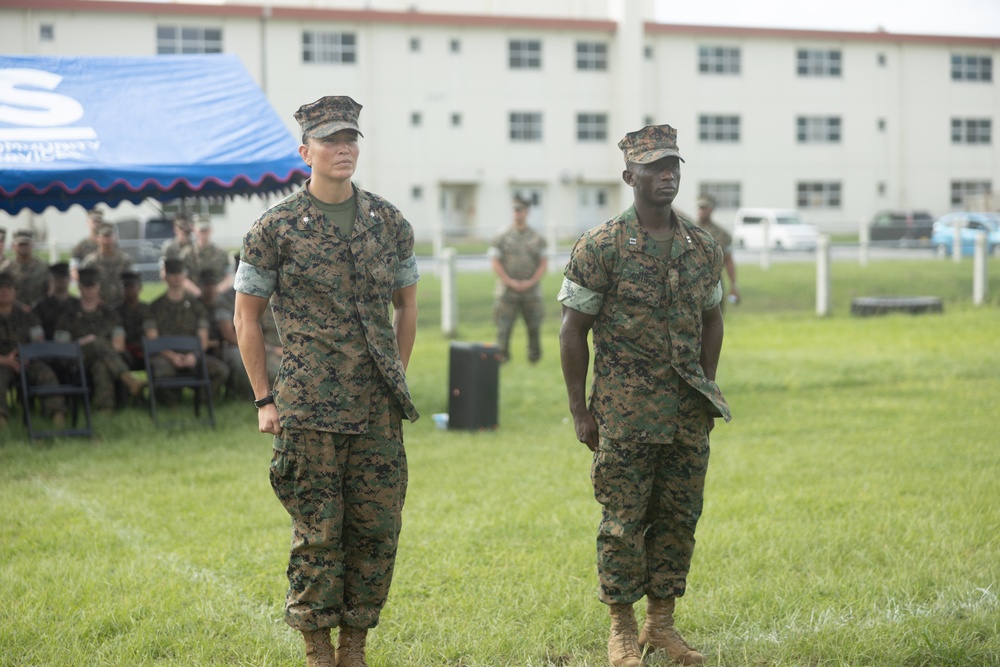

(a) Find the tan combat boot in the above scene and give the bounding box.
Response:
[638,597,704,665]
[302,628,336,667]
[335,625,369,667]
[608,603,643,667]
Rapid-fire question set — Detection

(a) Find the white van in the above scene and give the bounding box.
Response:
[732,208,819,251]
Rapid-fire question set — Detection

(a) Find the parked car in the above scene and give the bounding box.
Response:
[114,215,175,280]
[930,212,1000,258]
[732,208,819,251]
[868,210,934,244]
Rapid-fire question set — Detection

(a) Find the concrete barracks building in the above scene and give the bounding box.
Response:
[1,0,998,245]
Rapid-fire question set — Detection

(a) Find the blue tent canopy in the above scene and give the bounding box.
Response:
[0,54,308,214]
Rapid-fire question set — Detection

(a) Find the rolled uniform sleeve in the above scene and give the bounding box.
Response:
[394,253,419,291]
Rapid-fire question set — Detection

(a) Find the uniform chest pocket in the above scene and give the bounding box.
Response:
[608,273,662,338]
[363,248,396,288]
[283,255,343,291]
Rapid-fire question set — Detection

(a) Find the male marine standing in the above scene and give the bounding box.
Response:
[558,125,731,667]
[234,96,419,667]
[488,195,547,363]
[694,194,739,307]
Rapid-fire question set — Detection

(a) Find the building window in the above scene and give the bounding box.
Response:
[451,113,462,127]
[698,46,741,74]
[699,182,741,209]
[411,112,422,127]
[952,118,992,144]
[877,182,886,196]
[303,31,357,64]
[509,39,541,69]
[450,38,461,53]
[412,186,423,200]
[39,24,54,41]
[797,182,842,208]
[410,37,421,52]
[797,49,842,77]
[509,112,542,141]
[698,115,740,143]
[950,180,992,207]
[576,113,608,141]
[576,41,607,70]
[644,45,654,59]
[951,54,992,81]
[878,53,886,66]
[797,116,842,143]
[878,118,886,131]
[644,115,654,126]
[157,26,223,54]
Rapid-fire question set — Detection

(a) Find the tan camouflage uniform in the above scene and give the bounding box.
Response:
[181,243,230,283]
[237,180,419,633]
[560,204,731,604]
[81,249,133,308]
[71,238,98,265]
[9,257,49,307]
[54,305,130,410]
[0,307,65,420]
[148,292,230,398]
[490,225,547,362]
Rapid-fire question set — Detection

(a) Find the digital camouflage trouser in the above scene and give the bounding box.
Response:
[591,387,711,604]
[79,339,130,410]
[493,290,545,362]
[0,361,66,419]
[270,390,407,632]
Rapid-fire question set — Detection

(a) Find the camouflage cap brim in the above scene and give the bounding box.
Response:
[630,147,685,164]
[306,121,364,139]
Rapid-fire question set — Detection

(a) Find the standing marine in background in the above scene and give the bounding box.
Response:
[488,195,547,363]
[694,194,740,308]
[558,124,731,667]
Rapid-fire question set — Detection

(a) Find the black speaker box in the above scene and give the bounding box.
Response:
[448,342,501,430]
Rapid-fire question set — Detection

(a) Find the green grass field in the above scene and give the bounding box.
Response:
[2,259,999,666]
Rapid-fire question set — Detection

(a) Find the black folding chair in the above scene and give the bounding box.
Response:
[141,335,216,428]
[18,341,93,439]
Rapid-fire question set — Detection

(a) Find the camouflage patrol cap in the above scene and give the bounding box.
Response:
[13,229,34,244]
[86,208,104,222]
[96,222,116,236]
[121,271,142,285]
[295,96,364,140]
[193,214,212,231]
[163,258,186,275]
[618,124,685,165]
[49,261,70,278]
[77,267,100,287]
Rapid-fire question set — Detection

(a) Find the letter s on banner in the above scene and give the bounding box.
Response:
[0,68,84,127]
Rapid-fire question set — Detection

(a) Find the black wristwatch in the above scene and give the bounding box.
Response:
[254,393,275,409]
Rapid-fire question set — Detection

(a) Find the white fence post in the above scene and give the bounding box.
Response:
[760,218,771,270]
[952,219,963,263]
[973,231,988,306]
[440,247,458,337]
[858,216,869,267]
[816,234,832,317]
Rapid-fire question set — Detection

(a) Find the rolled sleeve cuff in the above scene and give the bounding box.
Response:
[394,253,420,290]
[706,280,723,309]
[557,277,604,315]
[234,262,277,298]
